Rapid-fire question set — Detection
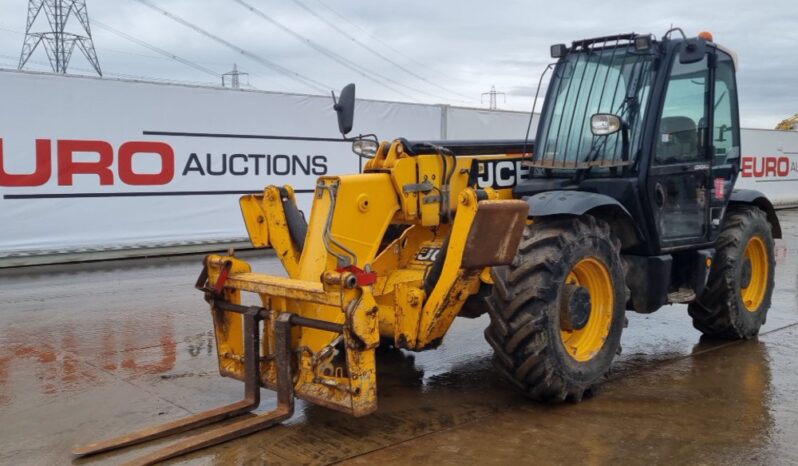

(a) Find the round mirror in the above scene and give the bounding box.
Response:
[591,113,622,136]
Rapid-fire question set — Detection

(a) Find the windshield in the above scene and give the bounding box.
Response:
[533,44,656,172]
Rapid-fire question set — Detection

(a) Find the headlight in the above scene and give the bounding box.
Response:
[352,139,378,158]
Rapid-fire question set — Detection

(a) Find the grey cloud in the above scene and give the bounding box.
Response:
[0,0,796,127]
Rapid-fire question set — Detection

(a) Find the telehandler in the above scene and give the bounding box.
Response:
[74,29,779,465]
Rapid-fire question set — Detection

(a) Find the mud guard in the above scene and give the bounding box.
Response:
[524,190,628,216]
[729,189,782,239]
[524,190,643,247]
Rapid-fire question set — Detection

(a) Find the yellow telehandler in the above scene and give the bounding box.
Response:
[74,29,779,465]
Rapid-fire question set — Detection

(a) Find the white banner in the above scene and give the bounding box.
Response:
[0,70,529,256]
[445,106,534,140]
[737,128,798,207]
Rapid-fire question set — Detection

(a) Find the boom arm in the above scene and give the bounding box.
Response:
[227,139,528,414]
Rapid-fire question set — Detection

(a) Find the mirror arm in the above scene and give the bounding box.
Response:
[621,123,630,162]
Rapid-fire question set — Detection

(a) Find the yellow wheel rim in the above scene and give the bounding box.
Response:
[741,235,768,312]
[560,257,614,362]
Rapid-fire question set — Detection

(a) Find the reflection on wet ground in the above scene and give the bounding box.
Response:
[1,209,797,465]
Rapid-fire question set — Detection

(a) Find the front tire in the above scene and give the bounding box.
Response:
[484,215,626,402]
[688,207,775,339]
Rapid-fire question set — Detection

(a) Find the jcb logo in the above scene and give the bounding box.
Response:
[0,138,175,187]
[415,247,441,262]
[477,159,529,189]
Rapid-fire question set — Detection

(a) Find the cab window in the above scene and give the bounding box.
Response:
[655,54,709,165]
[712,52,739,164]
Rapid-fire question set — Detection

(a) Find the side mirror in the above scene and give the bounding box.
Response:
[591,113,622,136]
[352,139,378,158]
[333,83,356,137]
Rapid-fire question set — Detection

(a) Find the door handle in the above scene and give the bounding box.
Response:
[655,183,666,207]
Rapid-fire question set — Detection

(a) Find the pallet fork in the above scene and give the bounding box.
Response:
[71,268,339,465]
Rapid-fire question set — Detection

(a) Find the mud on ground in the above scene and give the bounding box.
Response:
[1,211,797,465]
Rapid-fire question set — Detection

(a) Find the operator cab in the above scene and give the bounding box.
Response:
[517,30,743,255]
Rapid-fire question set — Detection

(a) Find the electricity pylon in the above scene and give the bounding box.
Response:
[19,0,102,76]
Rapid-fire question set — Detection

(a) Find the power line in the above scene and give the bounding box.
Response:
[311,0,452,75]
[95,69,217,85]
[289,0,473,102]
[7,19,262,90]
[92,46,179,61]
[0,25,24,34]
[231,0,417,101]
[1,52,219,85]
[132,0,330,94]
[3,23,182,63]
[231,0,446,102]
[91,19,221,80]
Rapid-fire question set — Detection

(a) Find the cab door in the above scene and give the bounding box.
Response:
[648,51,712,249]
[707,51,741,241]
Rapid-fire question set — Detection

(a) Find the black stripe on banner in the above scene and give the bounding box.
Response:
[142,130,347,143]
[3,189,316,200]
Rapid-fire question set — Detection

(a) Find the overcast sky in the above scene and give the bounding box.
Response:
[0,0,796,128]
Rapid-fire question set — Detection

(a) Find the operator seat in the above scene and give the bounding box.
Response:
[657,116,698,163]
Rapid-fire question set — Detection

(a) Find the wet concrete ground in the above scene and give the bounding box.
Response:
[1,210,797,466]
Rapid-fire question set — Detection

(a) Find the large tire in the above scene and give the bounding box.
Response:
[688,207,775,339]
[485,215,626,402]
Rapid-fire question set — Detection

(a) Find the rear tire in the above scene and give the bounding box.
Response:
[688,207,775,339]
[484,215,626,402]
